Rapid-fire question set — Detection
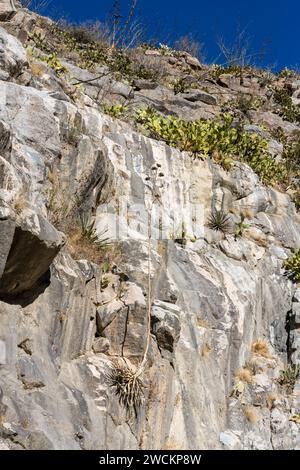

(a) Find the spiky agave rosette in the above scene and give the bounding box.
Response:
[105,360,145,417]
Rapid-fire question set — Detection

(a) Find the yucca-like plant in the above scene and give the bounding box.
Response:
[208,210,231,234]
[284,249,300,282]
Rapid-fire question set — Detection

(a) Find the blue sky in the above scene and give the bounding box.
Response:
[43,0,299,70]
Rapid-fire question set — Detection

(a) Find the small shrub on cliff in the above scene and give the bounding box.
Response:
[277,67,300,79]
[235,368,253,384]
[284,249,300,282]
[210,64,253,81]
[129,52,168,81]
[273,87,300,123]
[79,213,110,247]
[235,214,249,239]
[293,195,300,211]
[282,139,300,186]
[278,364,300,394]
[102,103,127,118]
[290,414,300,424]
[64,20,110,45]
[172,77,190,95]
[41,53,68,77]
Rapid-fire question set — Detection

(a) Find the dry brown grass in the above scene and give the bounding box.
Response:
[235,368,253,384]
[12,191,27,215]
[244,406,259,424]
[68,228,98,261]
[68,227,121,267]
[251,340,271,359]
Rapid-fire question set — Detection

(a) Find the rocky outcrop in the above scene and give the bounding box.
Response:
[0,7,299,450]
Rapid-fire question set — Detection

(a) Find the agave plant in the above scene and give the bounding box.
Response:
[208,210,231,234]
[105,362,144,417]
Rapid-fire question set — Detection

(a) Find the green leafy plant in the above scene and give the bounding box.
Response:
[101,261,111,274]
[277,67,300,79]
[136,109,283,184]
[284,249,300,282]
[235,214,249,239]
[282,139,300,185]
[293,194,300,211]
[41,53,68,77]
[290,414,300,424]
[273,87,300,123]
[278,364,300,393]
[172,77,190,95]
[80,213,99,242]
[210,63,253,80]
[235,93,265,113]
[174,222,188,246]
[208,210,231,234]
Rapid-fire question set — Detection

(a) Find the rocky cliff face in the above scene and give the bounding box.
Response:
[0,5,300,450]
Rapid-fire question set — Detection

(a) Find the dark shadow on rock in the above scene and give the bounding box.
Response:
[0,269,51,307]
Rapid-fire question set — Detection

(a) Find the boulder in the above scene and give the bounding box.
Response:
[181,90,217,105]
